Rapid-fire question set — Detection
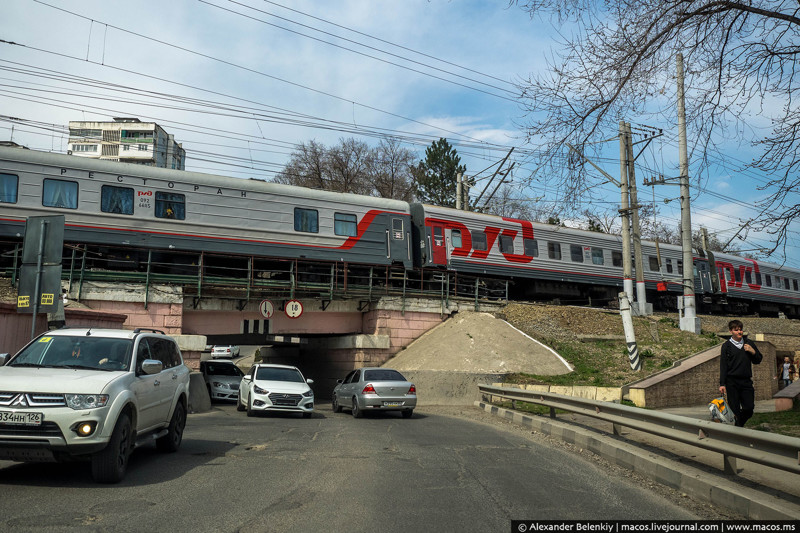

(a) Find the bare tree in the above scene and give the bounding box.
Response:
[327,138,372,195]
[273,140,327,189]
[274,137,419,199]
[510,0,800,256]
[368,138,416,201]
[484,185,534,220]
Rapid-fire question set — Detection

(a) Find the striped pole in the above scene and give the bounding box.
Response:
[618,292,641,371]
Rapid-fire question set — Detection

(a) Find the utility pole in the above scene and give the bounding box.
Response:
[456,173,463,210]
[619,121,634,304]
[677,53,701,333]
[625,122,650,315]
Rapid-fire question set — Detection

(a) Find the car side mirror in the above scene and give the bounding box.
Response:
[0,353,8,366]
[336,379,343,384]
[306,378,314,385]
[140,359,163,375]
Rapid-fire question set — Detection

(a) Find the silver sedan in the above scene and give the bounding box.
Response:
[332,367,416,418]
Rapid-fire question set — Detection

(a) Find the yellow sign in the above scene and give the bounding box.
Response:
[17,295,29,308]
[41,293,54,305]
[39,337,52,343]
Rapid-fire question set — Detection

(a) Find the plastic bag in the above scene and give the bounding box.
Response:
[708,396,735,424]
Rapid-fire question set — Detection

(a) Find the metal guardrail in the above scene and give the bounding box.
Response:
[478,384,800,476]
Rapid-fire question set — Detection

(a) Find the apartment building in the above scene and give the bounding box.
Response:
[67,118,186,170]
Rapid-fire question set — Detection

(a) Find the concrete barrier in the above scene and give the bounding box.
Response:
[188,372,211,413]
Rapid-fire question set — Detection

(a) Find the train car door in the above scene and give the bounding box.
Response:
[387,217,408,264]
[429,222,447,266]
[696,261,713,294]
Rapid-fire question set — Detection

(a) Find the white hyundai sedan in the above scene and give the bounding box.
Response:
[237,364,314,418]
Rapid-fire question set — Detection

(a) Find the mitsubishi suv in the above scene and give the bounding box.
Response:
[0,328,190,483]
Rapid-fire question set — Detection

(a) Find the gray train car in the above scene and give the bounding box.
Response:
[0,146,413,268]
[412,204,800,315]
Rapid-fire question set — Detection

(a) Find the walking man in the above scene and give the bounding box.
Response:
[719,319,763,427]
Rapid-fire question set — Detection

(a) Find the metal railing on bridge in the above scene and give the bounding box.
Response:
[1,242,508,310]
[478,384,800,476]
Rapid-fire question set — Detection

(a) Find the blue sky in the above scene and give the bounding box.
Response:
[2,0,798,268]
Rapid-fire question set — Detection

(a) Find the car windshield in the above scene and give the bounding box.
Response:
[256,367,304,383]
[206,363,243,376]
[363,369,406,381]
[9,335,133,371]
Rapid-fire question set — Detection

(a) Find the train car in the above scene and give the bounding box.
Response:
[0,146,414,269]
[1,145,798,316]
[411,203,800,316]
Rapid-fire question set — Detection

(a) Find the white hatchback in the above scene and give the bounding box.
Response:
[237,364,314,418]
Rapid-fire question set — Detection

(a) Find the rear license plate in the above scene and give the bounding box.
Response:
[0,411,42,426]
[383,402,402,407]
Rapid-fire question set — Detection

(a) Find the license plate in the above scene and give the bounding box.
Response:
[383,402,402,407]
[0,411,42,426]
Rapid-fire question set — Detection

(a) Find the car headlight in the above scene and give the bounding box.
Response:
[65,394,109,410]
[302,390,314,398]
[212,381,228,389]
[253,385,269,395]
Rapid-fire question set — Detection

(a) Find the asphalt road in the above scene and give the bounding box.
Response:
[0,403,716,532]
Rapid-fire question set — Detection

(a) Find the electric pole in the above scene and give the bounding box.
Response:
[619,121,634,304]
[625,122,650,315]
[677,53,700,333]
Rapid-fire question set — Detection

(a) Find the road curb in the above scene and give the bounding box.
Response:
[475,401,800,520]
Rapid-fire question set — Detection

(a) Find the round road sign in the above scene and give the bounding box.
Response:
[259,299,274,319]
[285,299,303,319]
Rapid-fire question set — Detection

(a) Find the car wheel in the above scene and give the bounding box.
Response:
[236,390,245,412]
[351,397,363,418]
[156,401,186,452]
[91,413,132,484]
[332,394,342,413]
[247,396,255,417]
[402,409,413,419]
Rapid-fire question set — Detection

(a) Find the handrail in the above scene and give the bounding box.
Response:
[478,384,800,475]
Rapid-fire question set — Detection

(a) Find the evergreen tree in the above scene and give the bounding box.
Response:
[411,138,467,207]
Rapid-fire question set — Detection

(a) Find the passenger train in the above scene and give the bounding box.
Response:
[0,145,798,317]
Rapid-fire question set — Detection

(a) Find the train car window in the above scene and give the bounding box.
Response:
[785,278,791,290]
[101,185,134,215]
[570,244,583,262]
[548,242,561,260]
[677,260,683,275]
[755,271,762,285]
[734,269,741,282]
[794,280,798,291]
[155,192,185,220]
[612,251,622,267]
[473,232,487,251]
[745,270,752,284]
[294,208,318,233]
[42,179,78,209]
[765,275,772,287]
[591,248,604,265]
[0,173,18,203]
[452,230,462,249]
[665,258,673,273]
[649,256,659,271]
[499,235,514,254]
[392,218,404,240]
[334,213,357,236]
[524,239,538,258]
